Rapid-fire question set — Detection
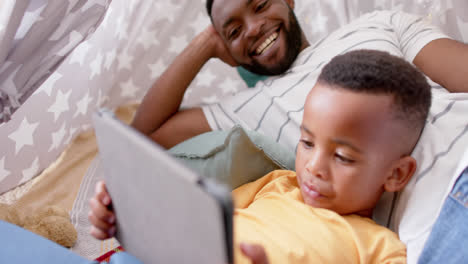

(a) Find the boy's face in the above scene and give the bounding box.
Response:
[210,0,305,75]
[295,83,407,217]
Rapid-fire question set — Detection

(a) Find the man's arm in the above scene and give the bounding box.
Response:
[147,108,210,149]
[414,38,468,93]
[131,26,237,149]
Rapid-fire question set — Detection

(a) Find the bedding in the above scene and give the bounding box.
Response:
[0,0,467,262]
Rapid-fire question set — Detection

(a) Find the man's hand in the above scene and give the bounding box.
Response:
[200,25,238,67]
[88,181,116,240]
[240,243,270,264]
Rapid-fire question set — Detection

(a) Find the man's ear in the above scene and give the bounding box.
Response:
[285,0,295,9]
[384,156,417,192]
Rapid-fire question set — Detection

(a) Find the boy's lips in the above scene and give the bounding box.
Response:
[303,182,325,200]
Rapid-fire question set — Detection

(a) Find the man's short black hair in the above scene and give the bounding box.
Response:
[318,49,431,133]
[206,0,214,17]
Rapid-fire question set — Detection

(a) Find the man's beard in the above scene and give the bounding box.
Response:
[240,7,303,76]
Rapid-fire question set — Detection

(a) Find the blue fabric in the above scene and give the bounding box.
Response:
[0,220,143,264]
[418,166,468,263]
[108,252,144,264]
[0,220,94,264]
[236,67,267,88]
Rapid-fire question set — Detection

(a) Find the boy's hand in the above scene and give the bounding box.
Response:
[199,25,238,67]
[240,243,270,264]
[88,181,116,240]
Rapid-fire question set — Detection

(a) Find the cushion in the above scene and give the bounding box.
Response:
[168,125,295,189]
[236,67,268,88]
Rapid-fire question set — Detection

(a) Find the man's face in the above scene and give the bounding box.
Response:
[211,0,305,75]
[295,83,405,217]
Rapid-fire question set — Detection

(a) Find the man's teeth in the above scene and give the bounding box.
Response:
[256,32,278,55]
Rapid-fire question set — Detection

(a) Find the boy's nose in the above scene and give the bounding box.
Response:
[305,153,329,180]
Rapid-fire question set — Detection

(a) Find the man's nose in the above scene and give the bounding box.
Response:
[245,17,264,38]
[305,151,330,180]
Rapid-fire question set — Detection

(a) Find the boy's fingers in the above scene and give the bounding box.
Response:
[95,180,106,194]
[95,181,111,206]
[88,210,114,234]
[240,243,269,264]
[90,226,112,240]
[89,197,115,224]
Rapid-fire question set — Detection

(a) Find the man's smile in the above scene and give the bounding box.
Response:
[216,0,307,75]
[250,26,281,57]
[255,31,279,55]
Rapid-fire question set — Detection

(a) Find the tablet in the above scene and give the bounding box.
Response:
[93,109,233,264]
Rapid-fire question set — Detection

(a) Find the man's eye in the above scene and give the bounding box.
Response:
[255,0,268,12]
[228,27,240,39]
[335,154,354,164]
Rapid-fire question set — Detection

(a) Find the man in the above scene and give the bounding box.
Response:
[128,0,468,263]
[130,0,309,149]
[130,0,467,150]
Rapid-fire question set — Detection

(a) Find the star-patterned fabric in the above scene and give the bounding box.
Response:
[0,0,467,197]
[0,0,110,122]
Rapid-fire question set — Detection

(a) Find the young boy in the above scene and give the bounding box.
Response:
[89,49,431,263]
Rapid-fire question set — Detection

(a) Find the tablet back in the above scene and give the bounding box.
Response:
[93,109,232,264]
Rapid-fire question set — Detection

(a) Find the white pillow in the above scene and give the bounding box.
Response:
[374,84,468,263]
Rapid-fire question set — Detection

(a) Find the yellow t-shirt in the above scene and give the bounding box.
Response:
[232,170,406,264]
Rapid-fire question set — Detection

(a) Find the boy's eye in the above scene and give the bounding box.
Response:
[300,140,314,149]
[335,153,354,164]
[255,0,268,12]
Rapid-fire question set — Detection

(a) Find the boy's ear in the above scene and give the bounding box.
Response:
[384,156,417,192]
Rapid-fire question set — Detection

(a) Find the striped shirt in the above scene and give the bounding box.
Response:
[202,10,449,152]
[202,10,468,264]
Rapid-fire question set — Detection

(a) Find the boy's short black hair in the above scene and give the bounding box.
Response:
[206,0,214,17]
[318,49,431,133]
